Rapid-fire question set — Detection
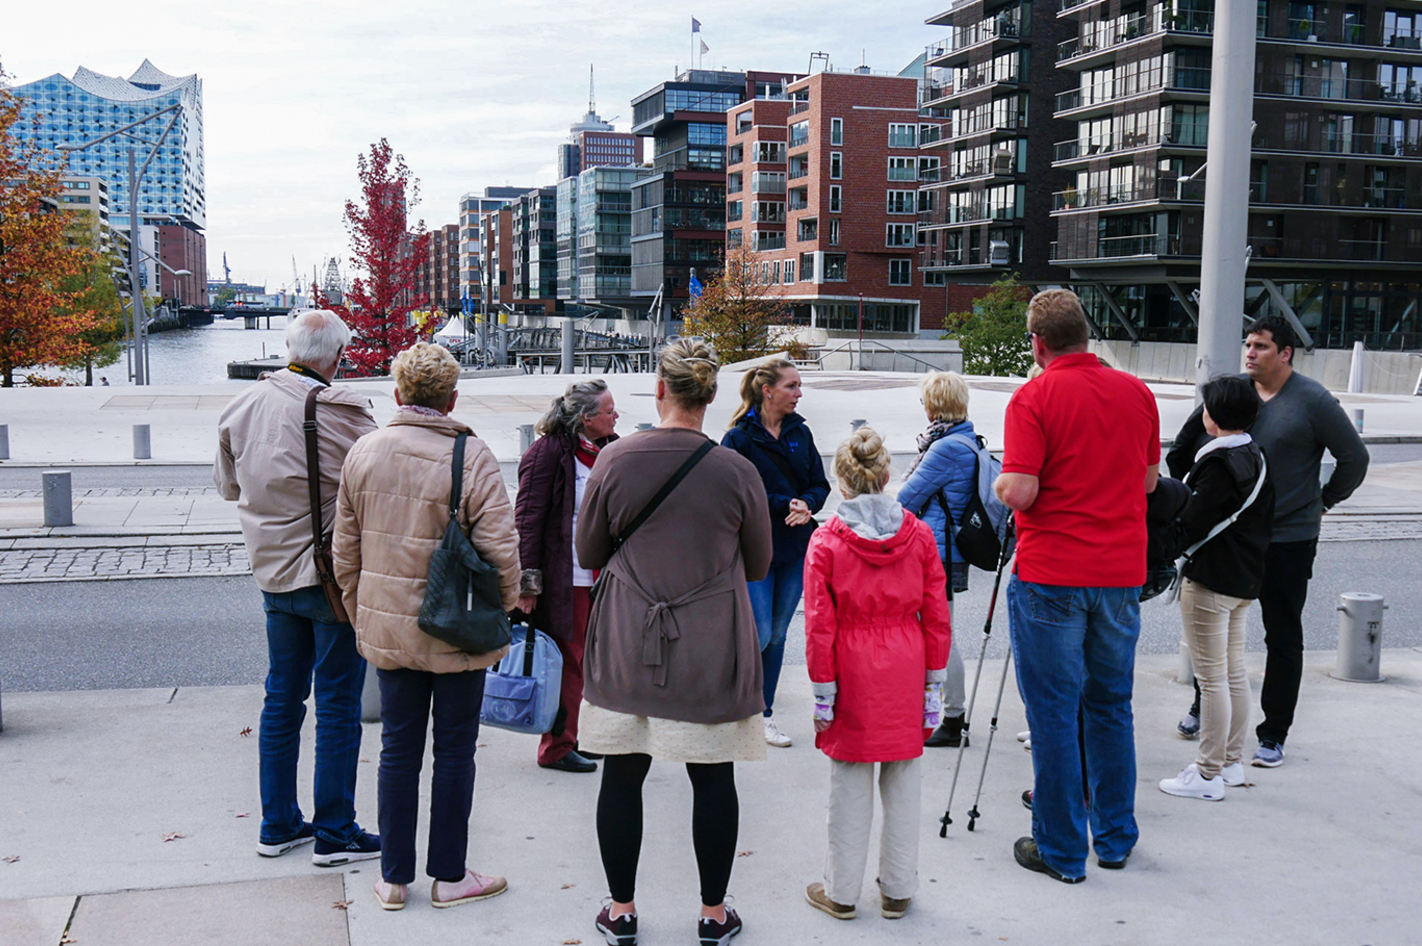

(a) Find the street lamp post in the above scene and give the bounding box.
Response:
[58,102,183,386]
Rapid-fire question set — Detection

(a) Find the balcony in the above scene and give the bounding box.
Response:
[1055,67,1210,115]
[946,107,1021,141]
[790,100,810,115]
[1054,128,1186,162]
[1257,72,1402,104]
[1057,9,1213,63]
[1052,233,1191,261]
[955,62,1023,94]
[1053,177,1204,212]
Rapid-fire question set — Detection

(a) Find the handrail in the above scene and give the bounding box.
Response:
[805,339,946,373]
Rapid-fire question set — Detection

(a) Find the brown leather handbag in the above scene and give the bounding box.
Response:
[303,388,351,624]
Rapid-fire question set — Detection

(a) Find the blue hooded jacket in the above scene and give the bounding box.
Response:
[722,410,830,564]
[897,420,978,564]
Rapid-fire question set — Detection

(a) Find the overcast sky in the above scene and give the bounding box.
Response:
[6,1,943,292]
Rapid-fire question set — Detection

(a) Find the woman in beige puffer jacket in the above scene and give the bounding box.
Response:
[333,342,520,912]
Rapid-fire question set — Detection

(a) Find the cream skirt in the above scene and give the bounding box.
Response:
[578,701,767,764]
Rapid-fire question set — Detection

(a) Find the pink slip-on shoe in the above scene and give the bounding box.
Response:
[373,880,406,911]
[431,869,508,908]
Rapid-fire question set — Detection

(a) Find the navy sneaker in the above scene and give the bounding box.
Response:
[699,906,743,946]
[256,823,315,858]
[1177,709,1201,739]
[312,830,381,867]
[1251,740,1285,768]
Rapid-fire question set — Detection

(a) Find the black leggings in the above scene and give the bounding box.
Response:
[596,753,739,907]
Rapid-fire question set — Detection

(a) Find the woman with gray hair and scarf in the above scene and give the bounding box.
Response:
[515,379,620,773]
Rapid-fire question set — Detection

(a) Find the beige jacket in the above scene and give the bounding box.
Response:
[333,412,521,673]
[214,370,377,593]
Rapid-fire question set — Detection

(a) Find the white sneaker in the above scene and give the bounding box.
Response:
[1219,762,1246,787]
[1159,765,1225,801]
[1016,730,1031,742]
[763,717,792,748]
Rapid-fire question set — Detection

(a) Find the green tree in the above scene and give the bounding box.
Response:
[213,286,236,306]
[944,276,1033,377]
[58,214,126,385]
[681,244,789,365]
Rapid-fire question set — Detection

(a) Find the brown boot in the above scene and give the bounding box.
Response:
[881,894,911,919]
[805,883,856,919]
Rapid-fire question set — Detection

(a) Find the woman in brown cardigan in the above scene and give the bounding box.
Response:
[575,338,773,946]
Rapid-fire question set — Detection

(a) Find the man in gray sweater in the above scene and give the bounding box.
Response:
[1166,314,1369,768]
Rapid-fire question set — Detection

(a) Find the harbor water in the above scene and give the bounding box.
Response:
[85,318,291,387]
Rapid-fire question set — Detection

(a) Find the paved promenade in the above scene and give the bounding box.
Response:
[3,649,1419,946]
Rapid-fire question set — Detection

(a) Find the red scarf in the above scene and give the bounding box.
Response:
[575,436,600,469]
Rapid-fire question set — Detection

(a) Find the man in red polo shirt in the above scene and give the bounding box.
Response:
[995,289,1159,884]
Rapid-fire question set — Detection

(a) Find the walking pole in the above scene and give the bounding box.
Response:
[966,638,1014,832]
[939,520,1015,838]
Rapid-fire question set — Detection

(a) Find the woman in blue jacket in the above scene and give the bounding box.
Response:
[897,371,977,748]
[723,358,830,748]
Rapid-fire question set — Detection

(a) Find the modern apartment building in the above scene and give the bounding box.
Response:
[511,187,560,314]
[12,61,206,230]
[728,69,951,334]
[630,69,801,322]
[919,1,1075,280]
[560,112,643,178]
[1045,0,1422,348]
[556,165,640,310]
[458,186,532,302]
[58,177,111,249]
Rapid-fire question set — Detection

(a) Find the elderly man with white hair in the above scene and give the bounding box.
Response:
[215,309,381,867]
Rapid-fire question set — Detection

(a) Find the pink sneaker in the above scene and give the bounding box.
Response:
[373,879,406,911]
[431,869,508,908]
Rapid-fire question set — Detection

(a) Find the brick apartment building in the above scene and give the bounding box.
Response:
[413,223,460,313]
[728,69,952,335]
[481,208,515,309]
[156,224,207,308]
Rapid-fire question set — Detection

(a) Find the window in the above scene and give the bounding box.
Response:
[924,270,948,286]
[887,223,916,247]
[888,157,917,181]
[829,219,841,245]
[790,120,810,148]
[728,143,744,165]
[887,190,916,214]
[762,262,773,281]
[830,152,842,179]
[727,228,743,248]
[888,123,917,147]
[727,200,742,221]
[798,217,818,241]
[752,171,786,193]
[800,252,815,280]
[784,259,795,283]
[773,260,782,283]
[754,141,786,163]
[728,172,743,193]
[829,185,842,213]
[919,156,941,182]
[824,253,848,280]
[736,110,753,134]
[831,117,844,145]
[752,201,785,222]
[889,259,912,285]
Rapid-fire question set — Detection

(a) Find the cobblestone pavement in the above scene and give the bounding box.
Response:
[0,542,248,583]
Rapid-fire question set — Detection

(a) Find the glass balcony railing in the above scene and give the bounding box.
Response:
[952,9,1022,51]
[1053,177,1204,211]
[1058,9,1214,61]
[1056,67,1210,113]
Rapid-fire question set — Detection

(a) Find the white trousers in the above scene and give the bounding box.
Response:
[824,757,921,904]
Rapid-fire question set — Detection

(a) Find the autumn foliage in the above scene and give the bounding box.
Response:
[314,139,429,376]
[681,245,791,365]
[0,63,102,387]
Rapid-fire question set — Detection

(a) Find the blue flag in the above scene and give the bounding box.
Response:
[689,272,704,298]
[691,16,701,32]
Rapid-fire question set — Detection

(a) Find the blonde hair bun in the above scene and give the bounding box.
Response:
[658,338,719,407]
[835,426,892,497]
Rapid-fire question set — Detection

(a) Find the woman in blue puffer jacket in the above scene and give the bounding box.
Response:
[723,357,830,749]
[897,371,978,748]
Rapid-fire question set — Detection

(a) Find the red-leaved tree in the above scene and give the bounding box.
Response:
[0,62,101,386]
[314,139,429,376]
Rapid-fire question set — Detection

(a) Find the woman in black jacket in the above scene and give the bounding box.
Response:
[722,358,830,749]
[1158,375,1274,802]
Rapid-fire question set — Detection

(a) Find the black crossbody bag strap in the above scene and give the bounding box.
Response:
[448,432,467,521]
[610,439,716,554]
[303,389,330,559]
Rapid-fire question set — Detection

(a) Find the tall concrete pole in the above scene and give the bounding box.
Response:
[1195,2,1256,389]
[128,147,148,386]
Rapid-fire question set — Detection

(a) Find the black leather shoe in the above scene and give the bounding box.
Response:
[577,748,605,760]
[924,714,967,748]
[1014,837,1084,884]
[540,750,598,773]
[1097,851,1130,870]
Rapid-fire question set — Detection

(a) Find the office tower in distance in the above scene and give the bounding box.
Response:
[459,187,534,302]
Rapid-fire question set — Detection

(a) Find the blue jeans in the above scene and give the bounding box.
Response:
[377,667,486,884]
[259,586,367,847]
[1007,577,1141,878]
[747,558,804,717]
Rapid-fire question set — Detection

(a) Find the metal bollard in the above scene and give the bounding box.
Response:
[1332,592,1387,683]
[850,418,867,431]
[0,424,8,460]
[1354,409,1364,434]
[360,665,381,722]
[133,424,152,460]
[518,424,535,456]
[42,470,74,527]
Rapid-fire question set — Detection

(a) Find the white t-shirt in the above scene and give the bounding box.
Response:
[572,454,595,587]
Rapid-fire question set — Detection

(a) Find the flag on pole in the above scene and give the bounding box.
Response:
[700,39,710,55]
[689,271,704,299]
[691,17,701,32]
